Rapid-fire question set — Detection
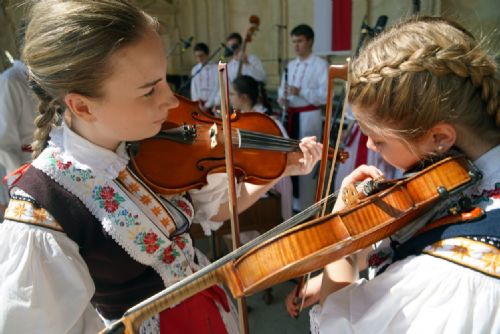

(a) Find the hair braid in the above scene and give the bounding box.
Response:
[348,17,500,142]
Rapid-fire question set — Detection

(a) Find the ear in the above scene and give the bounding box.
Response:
[64,93,97,122]
[428,122,457,154]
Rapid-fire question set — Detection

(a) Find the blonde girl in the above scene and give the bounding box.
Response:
[310,16,500,333]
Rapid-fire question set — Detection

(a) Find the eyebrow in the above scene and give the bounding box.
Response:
[137,78,162,89]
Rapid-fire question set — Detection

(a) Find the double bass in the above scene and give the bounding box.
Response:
[236,15,260,77]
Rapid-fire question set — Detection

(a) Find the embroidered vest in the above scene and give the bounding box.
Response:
[15,167,165,319]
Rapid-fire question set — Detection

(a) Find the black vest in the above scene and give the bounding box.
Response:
[15,167,165,319]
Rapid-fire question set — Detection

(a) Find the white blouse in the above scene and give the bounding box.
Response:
[0,123,237,333]
[311,145,500,334]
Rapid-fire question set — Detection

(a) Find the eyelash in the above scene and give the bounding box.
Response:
[144,87,155,97]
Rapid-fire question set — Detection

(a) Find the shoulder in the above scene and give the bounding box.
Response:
[0,62,30,96]
[310,55,328,67]
[248,54,263,62]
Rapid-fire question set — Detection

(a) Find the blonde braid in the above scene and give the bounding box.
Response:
[349,17,500,142]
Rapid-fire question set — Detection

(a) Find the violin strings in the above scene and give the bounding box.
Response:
[127,181,341,314]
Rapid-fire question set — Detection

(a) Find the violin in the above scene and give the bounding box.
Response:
[128,94,348,195]
[101,154,481,333]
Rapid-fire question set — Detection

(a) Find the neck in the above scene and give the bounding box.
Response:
[298,51,312,61]
[240,101,253,113]
[455,125,500,161]
[70,119,120,152]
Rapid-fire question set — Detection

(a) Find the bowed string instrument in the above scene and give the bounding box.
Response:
[101,62,482,334]
[236,15,260,78]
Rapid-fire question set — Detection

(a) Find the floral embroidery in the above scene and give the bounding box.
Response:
[115,209,141,227]
[424,237,499,278]
[56,160,72,170]
[174,198,193,218]
[13,202,27,218]
[368,249,392,268]
[174,235,188,250]
[161,246,180,264]
[471,183,500,204]
[135,229,165,254]
[140,194,152,205]
[48,152,94,182]
[35,146,197,285]
[93,185,125,213]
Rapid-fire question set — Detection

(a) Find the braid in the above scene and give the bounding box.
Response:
[29,79,64,159]
[349,17,500,142]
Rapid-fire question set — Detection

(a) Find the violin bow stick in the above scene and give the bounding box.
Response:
[218,61,250,334]
[293,63,349,316]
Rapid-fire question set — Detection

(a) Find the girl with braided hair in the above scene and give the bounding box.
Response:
[308,17,500,333]
[0,1,322,333]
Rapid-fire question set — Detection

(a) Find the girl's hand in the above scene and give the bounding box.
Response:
[333,164,384,212]
[284,136,322,176]
[285,274,322,318]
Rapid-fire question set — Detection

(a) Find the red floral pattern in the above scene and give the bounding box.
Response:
[56,160,72,170]
[175,198,193,218]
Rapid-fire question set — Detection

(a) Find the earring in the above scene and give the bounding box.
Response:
[437,145,443,152]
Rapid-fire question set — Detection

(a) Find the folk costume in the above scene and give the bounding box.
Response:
[278,54,328,211]
[0,123,239,333]
[310,145,500,334]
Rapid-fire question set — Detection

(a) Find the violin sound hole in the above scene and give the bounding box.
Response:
[196,157,225,171]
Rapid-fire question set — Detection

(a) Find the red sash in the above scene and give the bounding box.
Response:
[287,105,319,135]
[159,285,230,334]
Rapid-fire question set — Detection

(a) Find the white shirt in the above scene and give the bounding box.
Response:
[278,54,328,108]
[313,145,500,334]
[228,54,266,82]
[0,60,39,173]
[0,123,239,333]
[190,62,218,108]
[213,54,267,107]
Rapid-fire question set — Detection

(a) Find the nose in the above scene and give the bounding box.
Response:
[161,81,179,110]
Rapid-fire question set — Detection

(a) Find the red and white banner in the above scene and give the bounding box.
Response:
[313,0,352,55]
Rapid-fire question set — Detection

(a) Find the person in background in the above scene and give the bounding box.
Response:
[0,22,38,174]
[225,32,266,83]
[190,42,218,111]
[230,74,292,221]
[278,24,328,212]
[213,32,267,109]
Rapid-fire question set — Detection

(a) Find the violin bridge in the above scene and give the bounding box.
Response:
[209,123,218,149]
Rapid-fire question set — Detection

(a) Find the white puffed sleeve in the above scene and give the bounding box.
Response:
[188,173,241,236]
[0,221,104,333]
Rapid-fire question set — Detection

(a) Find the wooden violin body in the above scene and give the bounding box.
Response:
[101,155,481,333]
[129,94,347,195]
[129,95,288,195]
